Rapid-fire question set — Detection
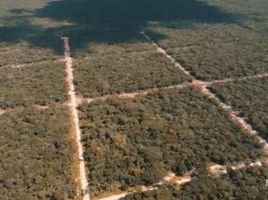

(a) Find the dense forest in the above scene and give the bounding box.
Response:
[121,166,268,199]
[209,77,268,140]
[0,61,67,108]
[78,87,262,198]
[0,0,267,199]
[74,42,190,98]
[0,107,76,199]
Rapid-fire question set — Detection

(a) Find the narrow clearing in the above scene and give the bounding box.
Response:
[77,73,268,106]
[140,31,192,77]
[62,37,90,200]
[0,58,64,69]
[208,160,263,177]
[97,171,193,200]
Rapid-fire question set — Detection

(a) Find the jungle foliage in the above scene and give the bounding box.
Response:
[74,45,190,98]
[0,107,76,200]
[121,166,268,199]
[0,61,67,108]
[78,87,262,197]
[209,77,268,140]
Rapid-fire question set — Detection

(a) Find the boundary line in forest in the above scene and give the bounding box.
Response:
[140,31,192,77]
[77,72,268,105]
[96,159,266,200]
[208,159,264,177]
[0,72,267,117]
[0,58,64,69]
[140,31,268,156]
[96,171,193,200]
[62,37,90,200]
[0,103,67,116]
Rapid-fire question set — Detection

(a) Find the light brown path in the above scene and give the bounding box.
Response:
[62,37,90,200]
[77,73,268,105]
[97,171,193,200]
[0,58,64,69]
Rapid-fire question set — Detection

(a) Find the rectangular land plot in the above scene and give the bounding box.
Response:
[146,24,268,80]
[209,77,268,140]
[0,60,67,108]
[0,107,76,200]
[74,48,190,98]
[0,43,60,67]
[122,166,268,199]
[78,87,262,198]
[72,30,156,58]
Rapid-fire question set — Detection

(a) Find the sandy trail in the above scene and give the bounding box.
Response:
[77,82,192,105]
[141,31,268,145]
[208,160,263,176]
[98,158,265,200]
[62,37,90,200]
[0,58,64,69]
[77,72,268,106]
[206,73,268,85]
[200,85,268,147]
[0,103,66,116]
[140,31,192,77]
[0,108,7,116]
[97,171,193,200]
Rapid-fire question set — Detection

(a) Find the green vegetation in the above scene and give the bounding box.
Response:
[146,23,268,80]
[0,42,59,67]
[72,31,156,58]
[122,166,268,199]
[202,0,268,33]
[209,77,268,140]
[0,107,76,200]
[0,61,67,108]
[78,87,262,198]
[74,44,190,97]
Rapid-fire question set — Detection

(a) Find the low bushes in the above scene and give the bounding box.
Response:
[78,87,262,198]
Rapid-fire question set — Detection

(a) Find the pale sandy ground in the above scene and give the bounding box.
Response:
[208,160,263,177]
[62,37,90,200]
[0,108,7,115]
[97,171,193,200]
[76,72,268,106]
[1,58,64,69]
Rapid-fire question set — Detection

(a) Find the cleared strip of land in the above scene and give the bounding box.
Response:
[62,37,90,200]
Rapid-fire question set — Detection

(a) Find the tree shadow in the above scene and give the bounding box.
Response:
[0,0,240,54]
